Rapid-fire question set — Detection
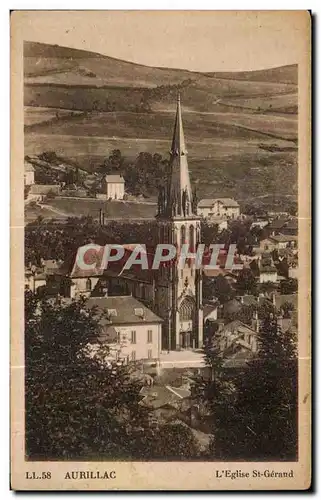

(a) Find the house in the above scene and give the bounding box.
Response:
[266,217,288,236]
[25,260,68,295]
[282,219,298,236]
[259,265,278,283]
[25,268,46,292]
[24,162,35,186]
[139,384,190,421]
[260,234,298,251]
[27,184,60,202]
[85,295,163,364]
[257,254,278,283]
[197,198,240,219]
[265,217,298,237]
[214,320,258,369]
[105,174,125,200]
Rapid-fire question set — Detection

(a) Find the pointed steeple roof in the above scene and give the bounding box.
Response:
[166,94,194,218]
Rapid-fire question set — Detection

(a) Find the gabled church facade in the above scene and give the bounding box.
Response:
[155,94,203,351]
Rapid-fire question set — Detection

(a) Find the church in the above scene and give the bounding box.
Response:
[68,95,204,352]
[154,94,203,351]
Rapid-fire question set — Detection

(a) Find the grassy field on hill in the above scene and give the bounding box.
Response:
[25,197,157,223]
[24,41,298,209]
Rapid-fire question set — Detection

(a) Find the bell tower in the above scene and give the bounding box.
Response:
[155,94,203,351]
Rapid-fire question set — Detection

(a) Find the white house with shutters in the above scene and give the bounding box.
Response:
[85,296,163,364]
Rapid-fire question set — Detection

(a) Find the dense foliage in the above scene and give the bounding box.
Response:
[25,292,201,460]
[25,216,160,266]
[98,149,168,197]
[196,317,298,461]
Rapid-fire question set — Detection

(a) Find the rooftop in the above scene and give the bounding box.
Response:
[105,174,125,183]
[220,319,257,337]
[85,295,163,325]
[269,234,298,243]
[203,303,218,318]
[198,198,239,208]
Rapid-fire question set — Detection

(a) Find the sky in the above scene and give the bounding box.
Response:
[17,10,309,72]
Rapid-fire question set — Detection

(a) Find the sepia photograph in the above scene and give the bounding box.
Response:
[11,10,311,490]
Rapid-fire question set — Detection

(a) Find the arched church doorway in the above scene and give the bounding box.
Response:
[178,296,196,349]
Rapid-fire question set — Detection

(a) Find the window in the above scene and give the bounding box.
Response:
[148,349,153,359]
[131,350,136,362]
[131,330,136,344]
[189,225,195,252]
[180,225,186,246]
[134,307,144,318]
[107,308,117,317]
[147,329,153,343]
[86,278,92,291]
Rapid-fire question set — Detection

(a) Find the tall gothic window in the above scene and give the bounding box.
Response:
[180,225,186,247]
[189,225,195,252]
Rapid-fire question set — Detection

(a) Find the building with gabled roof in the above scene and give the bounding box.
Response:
[197,197,240,219]
[105,174,125,200]
[85,295,162,363]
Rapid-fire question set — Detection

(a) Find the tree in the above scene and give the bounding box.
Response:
[39,151,58,164]
[194,338,237,458]
[25,292,201,461]
[201,221,219,247]
[207,317,298,461]
[279,301,295,318]
[280,278,298,295]
[235,268,258,295]
[258,281,277,294]
[146,423,200,459]
[25,292,151,460]
[203,275,235,304]
[225,304,256,326]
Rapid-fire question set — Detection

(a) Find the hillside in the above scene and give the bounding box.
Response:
[24,41,298,206]
[206,64,298,85]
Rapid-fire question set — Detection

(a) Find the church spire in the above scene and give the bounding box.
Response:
[165,94,194,218]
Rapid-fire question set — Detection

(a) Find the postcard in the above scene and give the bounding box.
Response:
[11,10,311,490]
